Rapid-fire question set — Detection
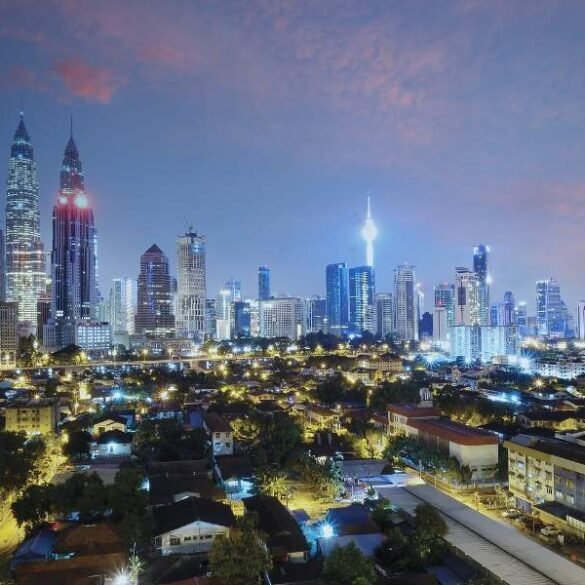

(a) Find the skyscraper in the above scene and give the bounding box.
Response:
[176,229,206,341]
[375,292,393,339]
[5,113,46,333]
[536,279,568,338]
[225,278,242,302]
[233,301,251,337]
[135,245,174,337]
[46,126,97,348]
[258,266,271,301]
[349,265,375,334]
[326,262,349,335]
[473,244,490,325]
[394,263,418,341]
[455,267,480,326]
[304,296,327,334]
[577,301,585,341]
[110,277,135,342]
[259,297,303,339]
[434,283,455,328]
[360,196,377,267]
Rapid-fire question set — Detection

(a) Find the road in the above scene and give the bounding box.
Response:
[375,482,585,585]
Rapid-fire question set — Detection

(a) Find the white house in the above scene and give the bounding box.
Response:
[203,412,234,456]
[152,496,235,555]
[91,430,133,459]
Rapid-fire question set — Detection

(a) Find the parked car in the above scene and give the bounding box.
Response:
[501,509,521,519]
[540,525,561,537]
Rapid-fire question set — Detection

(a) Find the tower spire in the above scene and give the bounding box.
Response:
[361,195,377,267]
[70,115,73,139]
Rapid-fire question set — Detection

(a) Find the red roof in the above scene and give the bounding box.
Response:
[409,418,499,446]
[387,404,441,418]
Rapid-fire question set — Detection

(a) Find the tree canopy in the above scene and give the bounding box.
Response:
[322,541,377,585]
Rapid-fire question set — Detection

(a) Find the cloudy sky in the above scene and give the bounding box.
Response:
[1,0,584,311]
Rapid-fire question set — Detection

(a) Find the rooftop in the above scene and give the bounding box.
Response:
[153,496,235,536]
[387,403,441,418]
[204,412,233,433]
[409,418,499,446]
[506,434,585,466]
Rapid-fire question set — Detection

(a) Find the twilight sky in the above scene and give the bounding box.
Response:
[1,0,584,312]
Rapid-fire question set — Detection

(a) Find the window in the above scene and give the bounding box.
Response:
[184,536,192,541]
[170,537,181,546]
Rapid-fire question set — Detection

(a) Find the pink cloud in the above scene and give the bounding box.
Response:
[54,57,122,103]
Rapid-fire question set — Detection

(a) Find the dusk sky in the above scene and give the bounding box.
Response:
[1,0,584,312]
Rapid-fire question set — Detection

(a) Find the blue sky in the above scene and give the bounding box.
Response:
[1,0,584,311]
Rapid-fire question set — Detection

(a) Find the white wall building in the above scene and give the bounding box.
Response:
[259,297,303,339]
[393,264,418,341]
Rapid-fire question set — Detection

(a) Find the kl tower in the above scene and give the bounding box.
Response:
[361,196,377,267]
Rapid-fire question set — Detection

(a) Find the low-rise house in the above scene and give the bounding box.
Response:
[517,411,585,432]
[90,429,133,459]
[204,412,234,456]
[243,495,309,563]
[91,414,127,435]
[13,523,126,585]
[307,405,341,429]
[152,496,235,555]
[213,455,254,499]
[148,474,224,507]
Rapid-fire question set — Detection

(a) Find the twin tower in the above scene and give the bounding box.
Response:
[5,112,98,346]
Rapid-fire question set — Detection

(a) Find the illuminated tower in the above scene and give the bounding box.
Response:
[361,196,377,268]
[176,229,207,341]
[5,112,46,333]
[48,125,97,347]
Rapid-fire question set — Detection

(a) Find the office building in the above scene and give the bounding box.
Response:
[44,127,98,349]
[0,229,4,301]
[450,325,481,363]
[135,245,175,337]
[375,292,393,339]
[419,311,433,339]
[0,301,19,368]
[225,278,242,303]
[473,244,490,326]
[109,277,135,343]
[434,283,455,328]
[5,113,46,333]
[433,306,448,348]
[349,265,375,334]
[577,301,585,341]
[233,301,251,337]
[304,296,327,334]
[259,297,303,339]
[455,267,480,326]
[258,266,271,301]
[176,230,206,342]
[205,298,217,339]
[75,321,112,355]
[536,279,568,338]
[326,263,349,335]
[215,288,232,340]
[393,263,418,341]
[36,294,51,343]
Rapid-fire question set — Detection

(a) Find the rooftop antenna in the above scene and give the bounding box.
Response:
[70,114,74,138]
[19,93,24,117]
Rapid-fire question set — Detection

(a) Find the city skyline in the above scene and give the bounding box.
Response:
[1,1,585,310]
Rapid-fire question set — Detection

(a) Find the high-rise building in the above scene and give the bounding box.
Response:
[0,229,4,302]
[326,263,349,335]
[233,301,251,337]
[110,277,135,343]
[536,278,568,338]
[176,230,206,342]
[360,196,377,267]
[258,266,271,301]
[259,297,303,339]
[393,263,418,341]
[215,288,232,340]
[304,296,327,334]
[455,267,480,326]
[375,292,393,339]
[349,266,375,334]
[433,306,448,347]
[225,278,242,303]
[45,127,97,349]
[205,298,217,339]
[577,301,585,341]
[0,301,18,369]
[502,291,515,326]
[419,312,433,339]
[473,244,490,326]
[434,283,455,328]
[135,245,175,337]
[36,294,51,343]
[5,113,46,333]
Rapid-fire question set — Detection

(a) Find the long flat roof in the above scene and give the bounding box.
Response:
[409,418,499,446]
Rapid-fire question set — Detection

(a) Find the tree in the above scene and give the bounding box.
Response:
[53,473,108,522]
[322,542,376,585]
[63,430,91,461]
[109,467,151,546]
[11,484,55,533]
[411,503,447,565]
[209,516,272,585]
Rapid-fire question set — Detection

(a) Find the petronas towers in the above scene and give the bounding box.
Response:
[4,112,98,344]
[5,112,46,333]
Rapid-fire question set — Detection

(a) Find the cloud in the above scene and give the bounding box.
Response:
[54,57,122,103]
